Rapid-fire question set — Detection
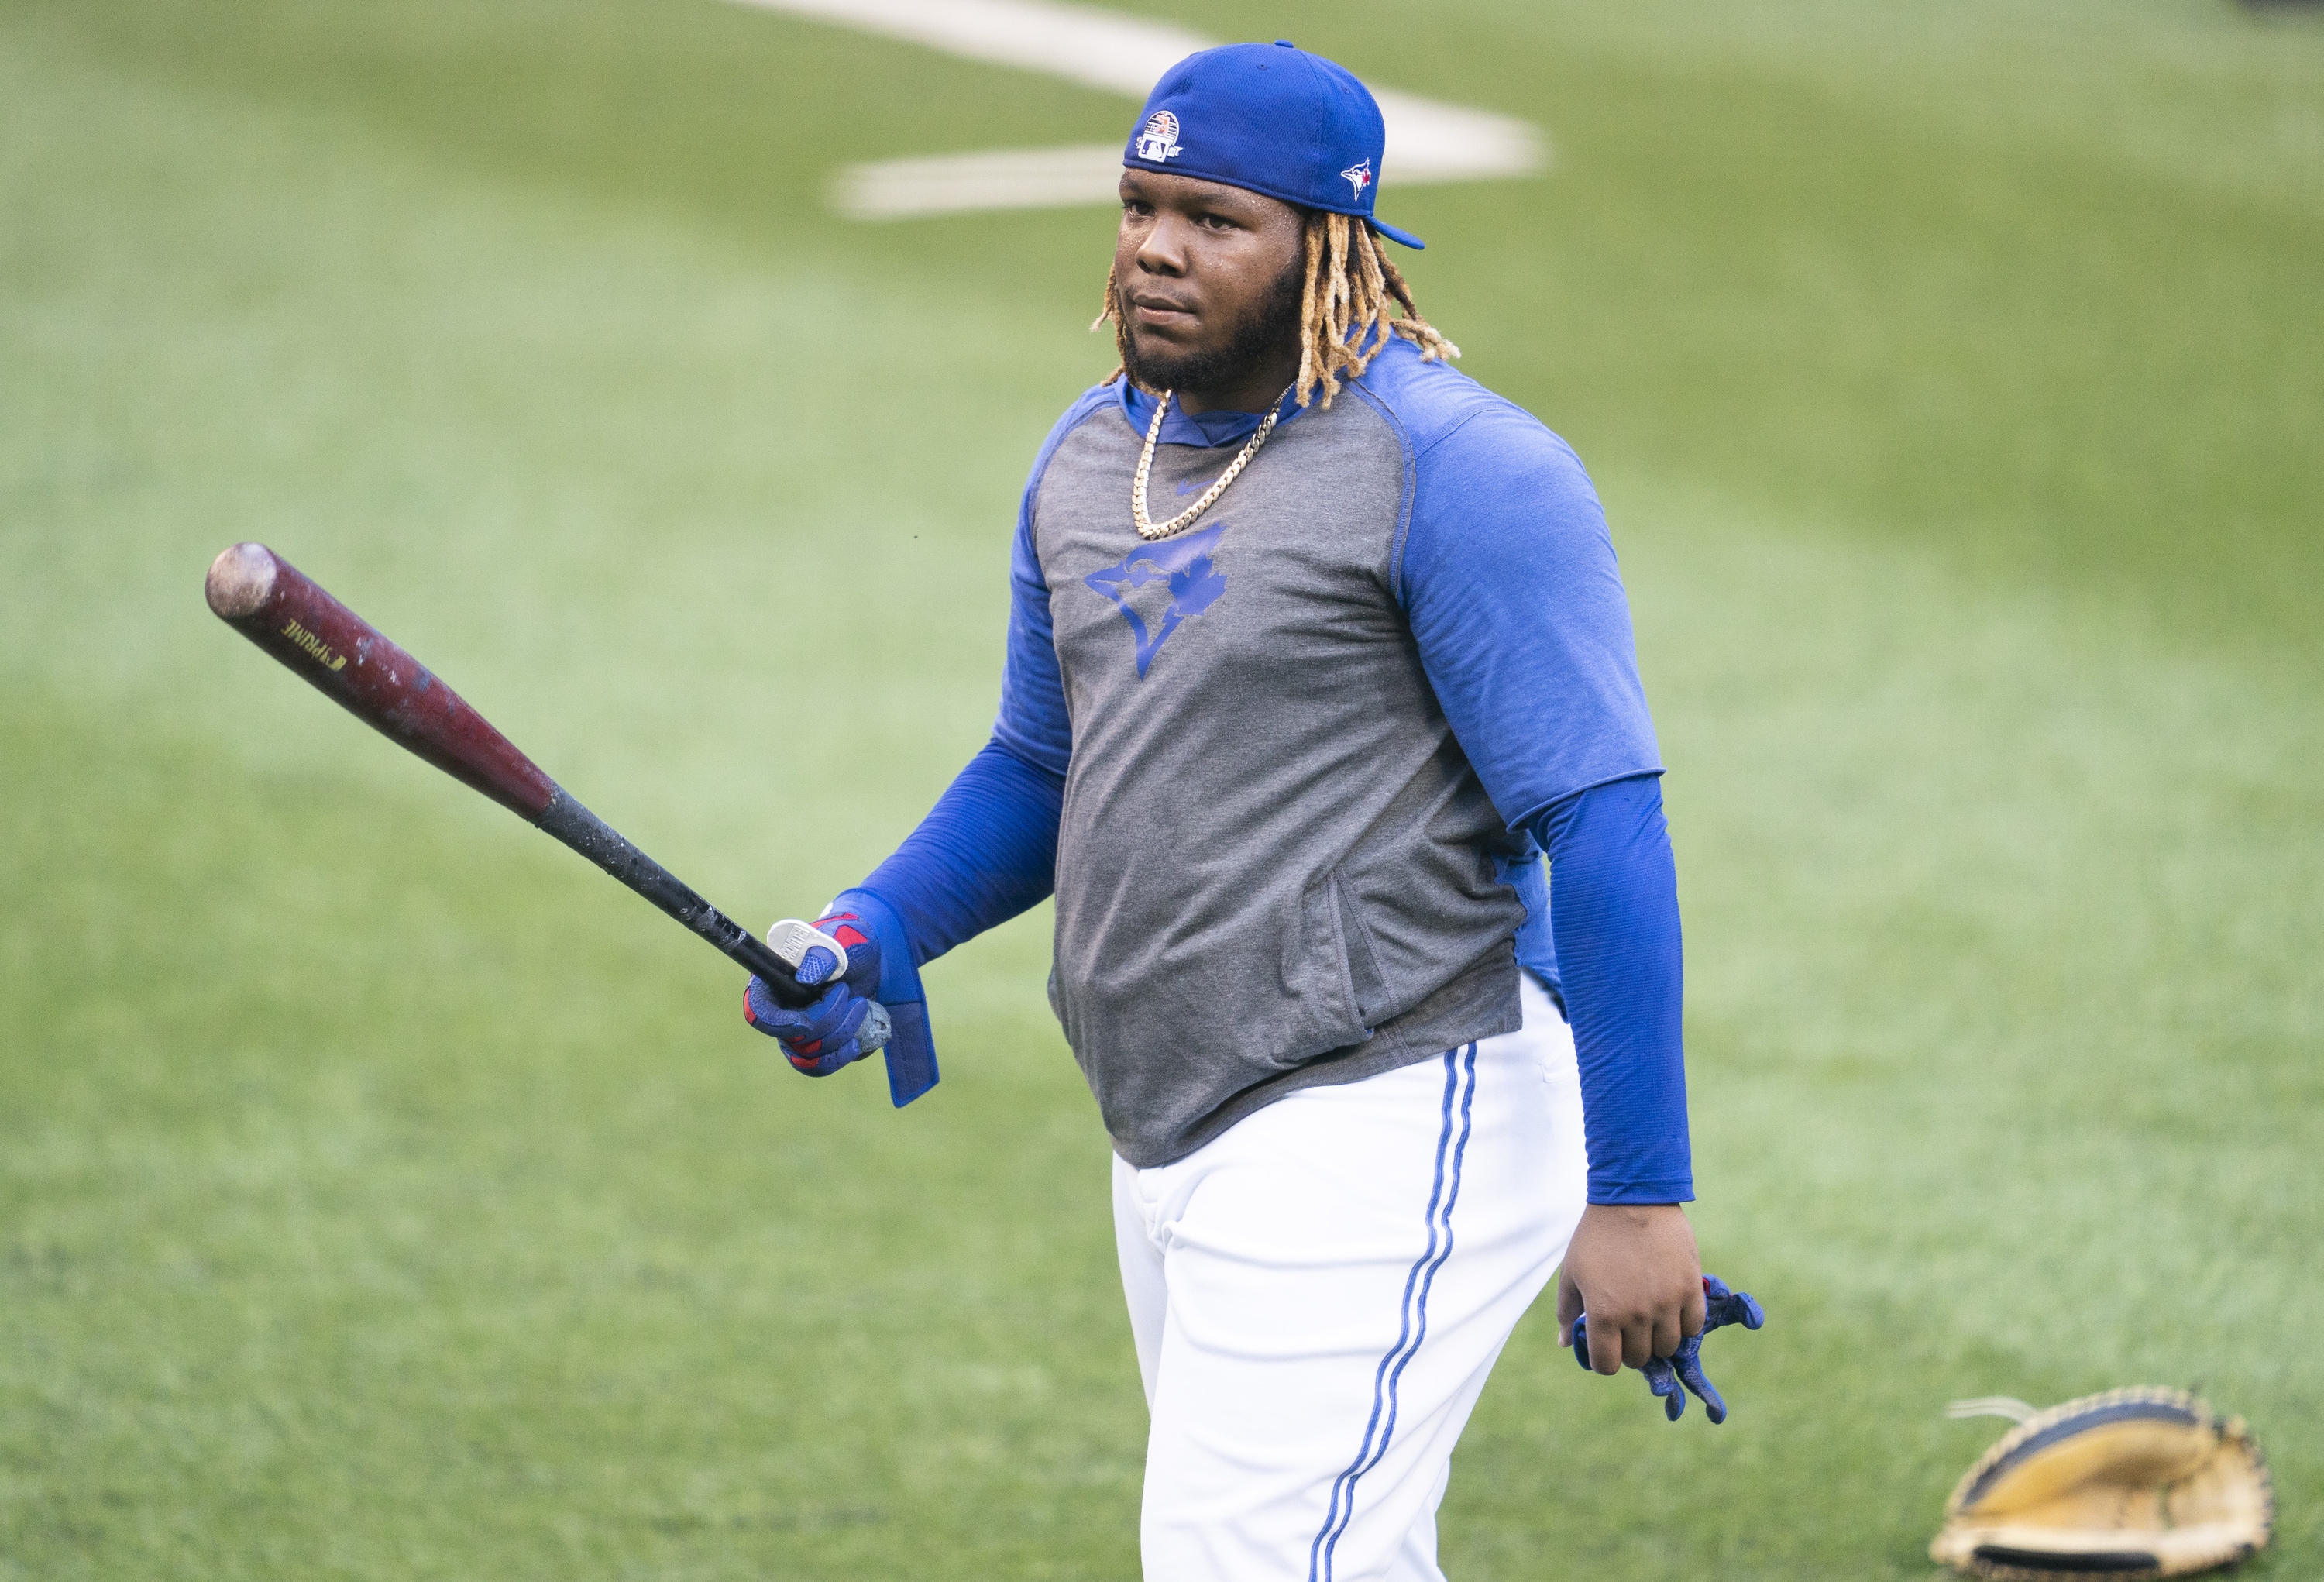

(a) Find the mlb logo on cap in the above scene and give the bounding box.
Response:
[1122,40,1425,249]
[1135,110,1183,163]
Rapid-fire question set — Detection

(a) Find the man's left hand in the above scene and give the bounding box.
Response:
[1555,1202,1703,1374]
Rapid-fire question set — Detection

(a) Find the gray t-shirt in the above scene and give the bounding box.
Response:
[996,340,1662,1168]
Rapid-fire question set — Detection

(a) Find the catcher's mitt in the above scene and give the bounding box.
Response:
[1930,1387,2273,1580]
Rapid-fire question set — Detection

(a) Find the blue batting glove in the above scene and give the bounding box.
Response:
[743,909,885,1077]
[827,889,940,1106]
[1573,1273,1765,1424]
[1653,1274,1766,1422]
[1638,1353,1684,1420]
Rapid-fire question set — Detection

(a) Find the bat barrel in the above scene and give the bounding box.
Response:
[206,542,556,820]
[206,544,831,1017]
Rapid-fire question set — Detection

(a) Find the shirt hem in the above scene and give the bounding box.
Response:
[1107,952,1525,1170]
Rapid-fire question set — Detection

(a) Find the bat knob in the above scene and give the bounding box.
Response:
[762,920,887,1054]
[764,917,849,985]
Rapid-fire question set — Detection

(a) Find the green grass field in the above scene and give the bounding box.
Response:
[4,2,2320,1576]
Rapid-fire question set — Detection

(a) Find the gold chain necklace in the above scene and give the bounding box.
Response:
[1130,384,1293,542]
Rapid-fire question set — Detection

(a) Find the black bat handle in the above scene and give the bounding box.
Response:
[535,786,820,1010]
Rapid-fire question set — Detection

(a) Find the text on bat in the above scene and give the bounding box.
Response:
[280,618,350,672]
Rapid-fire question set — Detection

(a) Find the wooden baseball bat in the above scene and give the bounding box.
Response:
[202,542,894,1056]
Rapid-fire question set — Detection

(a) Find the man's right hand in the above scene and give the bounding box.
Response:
[744,909,885,1076]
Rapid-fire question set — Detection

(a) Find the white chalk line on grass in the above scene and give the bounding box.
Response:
[724,0,1546,219]
[833,143,1131,219]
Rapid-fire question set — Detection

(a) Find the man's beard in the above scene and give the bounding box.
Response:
[1122,256,1305,402]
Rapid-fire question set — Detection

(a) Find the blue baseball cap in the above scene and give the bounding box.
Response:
[1123,40,1425,250]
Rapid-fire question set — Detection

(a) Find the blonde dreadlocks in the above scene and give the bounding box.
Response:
[1095,211,1459,410]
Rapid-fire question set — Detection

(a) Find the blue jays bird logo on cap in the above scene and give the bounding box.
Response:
[1340,158,1374,200]
[1136,110,1184,163]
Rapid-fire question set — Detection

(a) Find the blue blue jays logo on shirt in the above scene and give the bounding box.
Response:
[1085,520,1229,678]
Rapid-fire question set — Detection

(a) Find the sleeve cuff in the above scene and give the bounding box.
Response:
[1585,1176,1696,1206]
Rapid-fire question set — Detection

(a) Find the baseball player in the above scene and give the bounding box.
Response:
[748,43,1714,1581]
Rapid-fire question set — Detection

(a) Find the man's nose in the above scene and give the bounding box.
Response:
[1136,215,1193,276]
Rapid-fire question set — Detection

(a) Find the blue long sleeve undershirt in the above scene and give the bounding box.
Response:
[856,741,1064,966]
[1528,774,1692,1205]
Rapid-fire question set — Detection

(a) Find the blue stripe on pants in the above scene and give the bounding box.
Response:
[1307,1043,1480,1582]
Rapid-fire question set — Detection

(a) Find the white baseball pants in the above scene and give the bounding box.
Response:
[1112,975,1587,1582]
